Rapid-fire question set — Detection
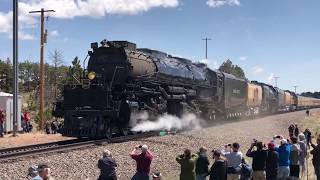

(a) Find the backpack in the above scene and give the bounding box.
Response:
[240,163,252,180]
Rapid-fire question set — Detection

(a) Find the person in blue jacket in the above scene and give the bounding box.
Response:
[274,137,292,180]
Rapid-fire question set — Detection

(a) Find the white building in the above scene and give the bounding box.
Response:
[0,92,22,132]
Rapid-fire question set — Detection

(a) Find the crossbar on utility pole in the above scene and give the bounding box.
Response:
[293,85,298,93]
[202,37,211,59]
[29,9,55,131]
[274,76,280,87]
[12,0,18,137]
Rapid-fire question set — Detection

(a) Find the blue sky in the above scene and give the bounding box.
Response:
[0,0,319,93]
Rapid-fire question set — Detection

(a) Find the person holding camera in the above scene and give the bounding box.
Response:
[222,142,243,180]
[246,140,267,180]
[209,150,227,180]
[195,147,210,180]
[98,149,117,180]
[273,136,291,180]
[130,144,153,180]
[176,149,198,180]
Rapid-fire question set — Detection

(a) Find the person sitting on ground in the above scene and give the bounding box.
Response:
[98,149,117,180]
[31,164,53,180]
[289,137,301,180]
[246,140,267,180]
[222,142,243,180]
[0,109,5,137]
[195,146,210,180]
[130,144,153,180]
[310,136,320,180]
[273,136,291,180]
[266,142,279,180]
[209,150,227,180]
[176,148,198,180]
[298,133,307,178]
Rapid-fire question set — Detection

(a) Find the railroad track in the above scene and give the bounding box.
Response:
[0,131,158,161]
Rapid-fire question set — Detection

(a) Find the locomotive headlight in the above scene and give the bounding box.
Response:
[88,72,96,80]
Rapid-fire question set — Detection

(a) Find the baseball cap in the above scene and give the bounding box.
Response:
[280,139,287,145]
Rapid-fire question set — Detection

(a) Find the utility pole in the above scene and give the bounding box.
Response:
[12,0,18,137]
[274,76,280,87]
[29,9,55,131]
[202,37,211,59]
[293,85,298,93]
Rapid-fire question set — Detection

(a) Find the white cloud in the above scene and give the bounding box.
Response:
[49,30,59,37]
[267,73,274,83]
[19,0,179,18]
[0,0,179,39]
[252,66,263,74]
[206,0,240,8]
[239,56,248,61]
[9,31,36,40]
[200,59,219,69]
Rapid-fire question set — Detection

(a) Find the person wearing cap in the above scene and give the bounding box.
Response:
[31,164,52,180]
[275,138,291,179]
[130,144,153,180]
[246,140,267,180]
[195,147,209,180]
[298,133,307,178]
[152,171,162,180]
[266,142,279,180]
[310,136,320,180]
[176,149,198,180]
[222,142,243,180]
[209,150,227,180]
[0,109,5,137]
[98,149,117,180]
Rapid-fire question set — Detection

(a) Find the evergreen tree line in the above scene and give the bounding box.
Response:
[0,50,83,103]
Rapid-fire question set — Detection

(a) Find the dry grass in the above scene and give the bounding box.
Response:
[300,110,320,180]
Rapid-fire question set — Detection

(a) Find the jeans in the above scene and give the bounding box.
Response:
[196,173,207,180]
[131,172,149,180]
[277,166,289,180]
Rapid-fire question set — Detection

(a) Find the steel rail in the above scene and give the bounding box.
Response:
[0,132,158,161]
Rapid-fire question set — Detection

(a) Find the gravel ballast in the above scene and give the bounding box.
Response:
[0,109,317,180]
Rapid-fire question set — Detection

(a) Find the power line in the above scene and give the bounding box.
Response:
[202,37,211,59]
[29,9,55,131]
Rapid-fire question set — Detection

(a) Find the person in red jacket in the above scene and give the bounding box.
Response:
[23,111,31,132]
[0,109,5,137]
[130,144,153,180]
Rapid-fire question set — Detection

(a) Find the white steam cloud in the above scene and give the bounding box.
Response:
[131,113,203,132]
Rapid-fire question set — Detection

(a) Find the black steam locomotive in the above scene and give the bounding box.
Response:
[54,40,320,138]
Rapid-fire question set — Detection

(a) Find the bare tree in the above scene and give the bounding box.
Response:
[49,49,64,99]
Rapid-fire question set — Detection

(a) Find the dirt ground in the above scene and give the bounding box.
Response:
[0,132,73,149]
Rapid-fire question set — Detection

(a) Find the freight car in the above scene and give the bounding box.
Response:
[53,40,320,138]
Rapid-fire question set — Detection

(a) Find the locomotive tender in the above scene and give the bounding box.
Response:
[55,40,320,137]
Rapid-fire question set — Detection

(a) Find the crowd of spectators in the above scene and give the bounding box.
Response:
[25,123,320,180]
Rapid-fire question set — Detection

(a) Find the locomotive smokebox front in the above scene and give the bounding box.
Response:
[87,41,131,85]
